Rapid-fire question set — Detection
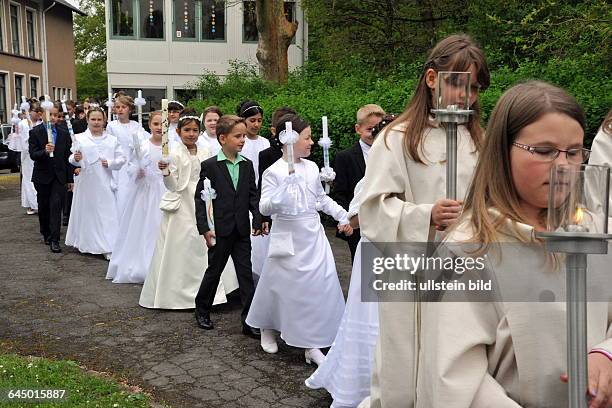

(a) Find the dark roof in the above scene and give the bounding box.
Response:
[46,0,87,16]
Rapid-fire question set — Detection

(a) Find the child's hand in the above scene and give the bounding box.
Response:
[101,159,109,168]
[74,168,81,176]
[204,231,216,248]
[45,143,55,153]
[137,169,145,179]
[252,228,262,236]
[338,223,353,236]
[431,199,462,229]
[74,151,82,162]
[561,352,612,408]
[158,161,169,171]
[261,222,270,235]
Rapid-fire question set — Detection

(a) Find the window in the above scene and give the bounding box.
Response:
[174,0,195,39]
[25,9,35,57]
[9,4,20,54]
[140,0,164,39]
[111,0,134,37]
[14,74,23,103]
[0,74,7,123]
[29,77,38,98]
[111,0,165,39]
[201,0,224,41]
[68,88,72,100]
[0,3,5,52]
[112,87,166,111]
[174,88,198,103]
[243,0,295,43]
[173,0,225,41]
[242,0,256,42]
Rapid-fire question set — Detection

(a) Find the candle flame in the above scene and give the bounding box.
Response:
[574,206,584,224]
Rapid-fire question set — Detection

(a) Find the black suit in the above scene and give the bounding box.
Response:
[194,155,262,324]
[257,145,283,225]
[29,123,73,243]
[331,141,366,261]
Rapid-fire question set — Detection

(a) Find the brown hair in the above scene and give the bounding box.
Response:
[601,109,612,136]
[216,115,245,139]
[459,81,585,247]
[203,106,223,118]
[114,94,134,111]
[87,107,106,120]
[149,110,162,121]
[389,34,490,163]
[271,106,297,130]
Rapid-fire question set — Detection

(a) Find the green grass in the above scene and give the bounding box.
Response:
[0,354,153,407]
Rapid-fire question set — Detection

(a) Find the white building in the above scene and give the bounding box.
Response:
[105,0,308,109]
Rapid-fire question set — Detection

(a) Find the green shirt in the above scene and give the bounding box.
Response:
[217,150,245,189]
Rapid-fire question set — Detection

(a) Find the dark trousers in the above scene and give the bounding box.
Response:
[347,230,361,264]
[34,179,66,242]
[64,190,73,221]
[195,228,255,325]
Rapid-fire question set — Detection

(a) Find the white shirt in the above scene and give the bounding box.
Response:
[359,139,371,163]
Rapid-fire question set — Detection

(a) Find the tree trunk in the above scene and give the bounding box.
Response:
[255,0,298,84]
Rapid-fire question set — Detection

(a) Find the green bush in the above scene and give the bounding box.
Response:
[188,56,610,165]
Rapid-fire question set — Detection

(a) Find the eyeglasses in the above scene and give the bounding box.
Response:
[512,142,590,164]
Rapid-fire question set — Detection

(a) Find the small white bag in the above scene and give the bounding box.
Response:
[267,231,295,258]
[159,191,181,212]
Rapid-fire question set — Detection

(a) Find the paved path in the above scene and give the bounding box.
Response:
[0,174,353,407]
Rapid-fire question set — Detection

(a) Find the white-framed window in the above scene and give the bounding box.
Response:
[173,0,226,42]
[110,0,165,40]
[14,73,24,104]
[9,2,22,55]
[29,75,39,98]
[0,0,6,52]
[25,7,37,58]
[242,0,295,43]
[0,71,9,123]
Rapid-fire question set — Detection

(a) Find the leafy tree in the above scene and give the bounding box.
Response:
[74,0,107,100]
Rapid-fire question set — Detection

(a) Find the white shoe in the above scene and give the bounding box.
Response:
[305,348,325,366]
[260,329,278,354]
[104,253,111,261]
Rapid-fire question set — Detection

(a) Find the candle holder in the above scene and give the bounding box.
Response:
[536,163,611,408]
[430,71,473,200]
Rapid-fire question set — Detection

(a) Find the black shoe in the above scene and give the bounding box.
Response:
[242,324,261,339]
[62,217,69,226]
[50,241,61,253]
[195,311,213,330]
[43,235,51,245]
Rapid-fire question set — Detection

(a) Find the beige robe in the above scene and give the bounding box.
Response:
[417,216,612,407]
[359,122,478,408]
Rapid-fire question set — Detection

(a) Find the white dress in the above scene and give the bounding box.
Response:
[240,135,271,280]
[305,180,379,408]
[197,132,221,156]
[18,119,37,210]
[106,140,166,283]
[106,120,147,216]
[246,158,348,348]
[139,142,238,309]
[65,130,126,255]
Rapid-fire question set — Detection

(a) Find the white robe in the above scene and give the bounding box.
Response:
[306,179,379,408]
[246,158,348,348]
[106,140,166,283]
[240,135,271,280]
[106,120,147,216]
[65,130,126,255]
[588,127,612,211]
[358,122,478,408]
[417,215,612,407]
[139,142,238,309]
[18,119,37,210]
[197,132,221,157]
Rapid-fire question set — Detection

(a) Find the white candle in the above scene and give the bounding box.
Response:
[161,99,169,156]
[286,121,295,175]
[322,116,328,139]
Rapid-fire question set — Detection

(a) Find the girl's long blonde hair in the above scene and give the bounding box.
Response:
[460,81,586,247]
[387,34,490,163]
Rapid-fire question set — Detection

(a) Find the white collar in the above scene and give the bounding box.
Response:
[359,139,372,152]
